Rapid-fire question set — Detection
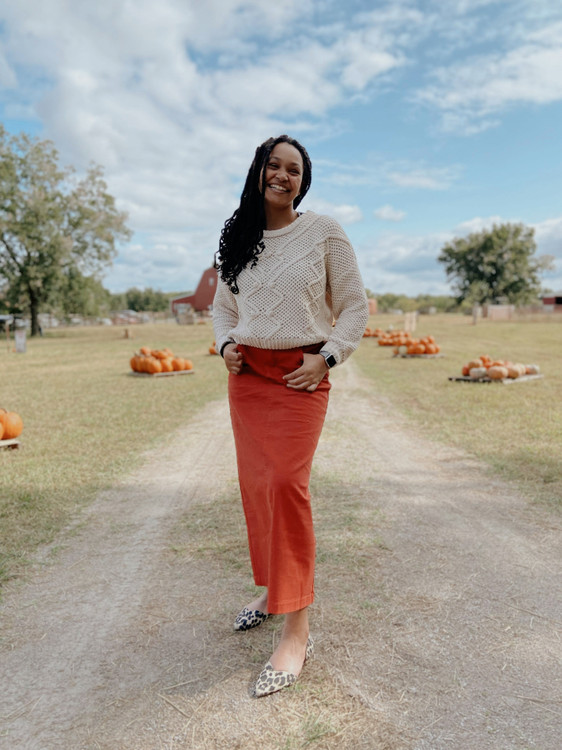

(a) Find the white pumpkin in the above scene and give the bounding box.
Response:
[469,367,488,380]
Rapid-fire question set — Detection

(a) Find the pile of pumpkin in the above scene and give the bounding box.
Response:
[130,346,193,374]
[363,327,385,338]
[397,336,441,355]
[462,355,540,380]
[0,407,24,441]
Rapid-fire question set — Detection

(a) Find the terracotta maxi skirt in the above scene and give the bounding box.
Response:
[228,344,331,615]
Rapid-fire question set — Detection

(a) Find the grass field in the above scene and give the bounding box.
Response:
[355,313,562,509]
[1,313,560,590]
[0,319,227,587]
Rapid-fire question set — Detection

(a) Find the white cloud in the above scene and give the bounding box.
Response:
[387,167,458,190]
[374,204,406,222]
[355,211,562,296]
[454,215,506,233]
[304,199,363,225]
[0,0,416,294]
[357,229,453,296]
[532,216,562,290]
[1,0,561,298]
[417,18,562,133]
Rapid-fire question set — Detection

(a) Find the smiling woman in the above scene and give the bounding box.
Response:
[213,134,369,698]
[261,141,304,224]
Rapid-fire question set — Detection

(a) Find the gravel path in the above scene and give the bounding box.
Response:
[1,361,560,749]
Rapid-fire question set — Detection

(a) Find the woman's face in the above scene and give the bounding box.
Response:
[261,142,304,211]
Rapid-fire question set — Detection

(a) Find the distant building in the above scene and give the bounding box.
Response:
[482,304,515,320]
[542,293,562,312]
[171,267,218,315]
[112,310,149,325]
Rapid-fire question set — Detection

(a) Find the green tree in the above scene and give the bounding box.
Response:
[54,268,113,319]
[124,286,170,312]
[375,293,418,313]
[438,223,554,306]
[0,127,131,335]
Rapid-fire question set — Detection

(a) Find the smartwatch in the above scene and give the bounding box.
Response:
[319,350,337,368]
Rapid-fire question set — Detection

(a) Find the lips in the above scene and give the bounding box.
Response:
[268,184,290,193]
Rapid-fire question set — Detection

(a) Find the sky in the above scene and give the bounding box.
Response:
[1,0,561,296]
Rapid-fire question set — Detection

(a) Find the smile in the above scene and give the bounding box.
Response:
[268,184,290,193]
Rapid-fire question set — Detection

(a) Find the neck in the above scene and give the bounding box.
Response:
[264,205,299,230]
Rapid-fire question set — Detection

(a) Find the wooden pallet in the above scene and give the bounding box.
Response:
[128,370,195,377]
[448,374,544,385]
[393,353,445,359]
[0,438,20,449]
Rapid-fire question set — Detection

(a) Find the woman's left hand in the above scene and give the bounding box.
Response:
[283,353,328,392]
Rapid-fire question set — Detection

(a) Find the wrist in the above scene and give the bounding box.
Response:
[319,350,337,369]
[220,340,234,358]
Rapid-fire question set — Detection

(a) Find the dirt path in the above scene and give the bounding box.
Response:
[1,361,560,749]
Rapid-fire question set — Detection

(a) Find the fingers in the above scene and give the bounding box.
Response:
[284,353,327,390]
[223,344,243,375]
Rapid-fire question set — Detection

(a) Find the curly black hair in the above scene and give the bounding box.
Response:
[215,135,312,293]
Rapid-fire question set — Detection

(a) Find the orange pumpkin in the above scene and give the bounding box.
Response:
[0,409,24,439]
[160,358,174,372]
[467,358,483,370]
[148,357,163,374]
[183,359,194,371]
[172,357,185,371]
[488,365,508,380]
[139,346,151,356]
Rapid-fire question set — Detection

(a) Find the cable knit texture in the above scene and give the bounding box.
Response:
[213,211,368,365]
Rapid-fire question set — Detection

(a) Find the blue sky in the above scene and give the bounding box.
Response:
[1,0,561,296]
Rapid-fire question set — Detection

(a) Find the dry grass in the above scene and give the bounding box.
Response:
[0,319,226,587]
[1,311,559,591]
[355,313,562,509]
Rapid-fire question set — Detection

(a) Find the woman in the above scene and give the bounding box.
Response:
[213,134,368,697]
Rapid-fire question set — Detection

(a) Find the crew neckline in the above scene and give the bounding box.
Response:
[263,210,312,237]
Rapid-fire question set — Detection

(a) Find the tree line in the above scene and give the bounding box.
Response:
[1,127,554,335]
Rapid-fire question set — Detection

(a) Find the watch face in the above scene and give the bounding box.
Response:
[326,354,336,368]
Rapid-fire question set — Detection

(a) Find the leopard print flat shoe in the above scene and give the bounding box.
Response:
[253,636,314,698]
[233,607,271,632]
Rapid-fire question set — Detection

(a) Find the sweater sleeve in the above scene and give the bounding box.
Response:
[212,277,239,355]
[321,220,369,364]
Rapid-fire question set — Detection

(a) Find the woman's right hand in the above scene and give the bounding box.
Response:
[223,343,244,374]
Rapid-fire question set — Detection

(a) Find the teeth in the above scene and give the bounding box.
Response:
[269,184,288,192]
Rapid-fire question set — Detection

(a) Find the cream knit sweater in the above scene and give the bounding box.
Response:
[213,211,368,365]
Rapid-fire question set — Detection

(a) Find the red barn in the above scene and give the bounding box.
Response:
[171,267,218,315]
[542,293,562,312]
